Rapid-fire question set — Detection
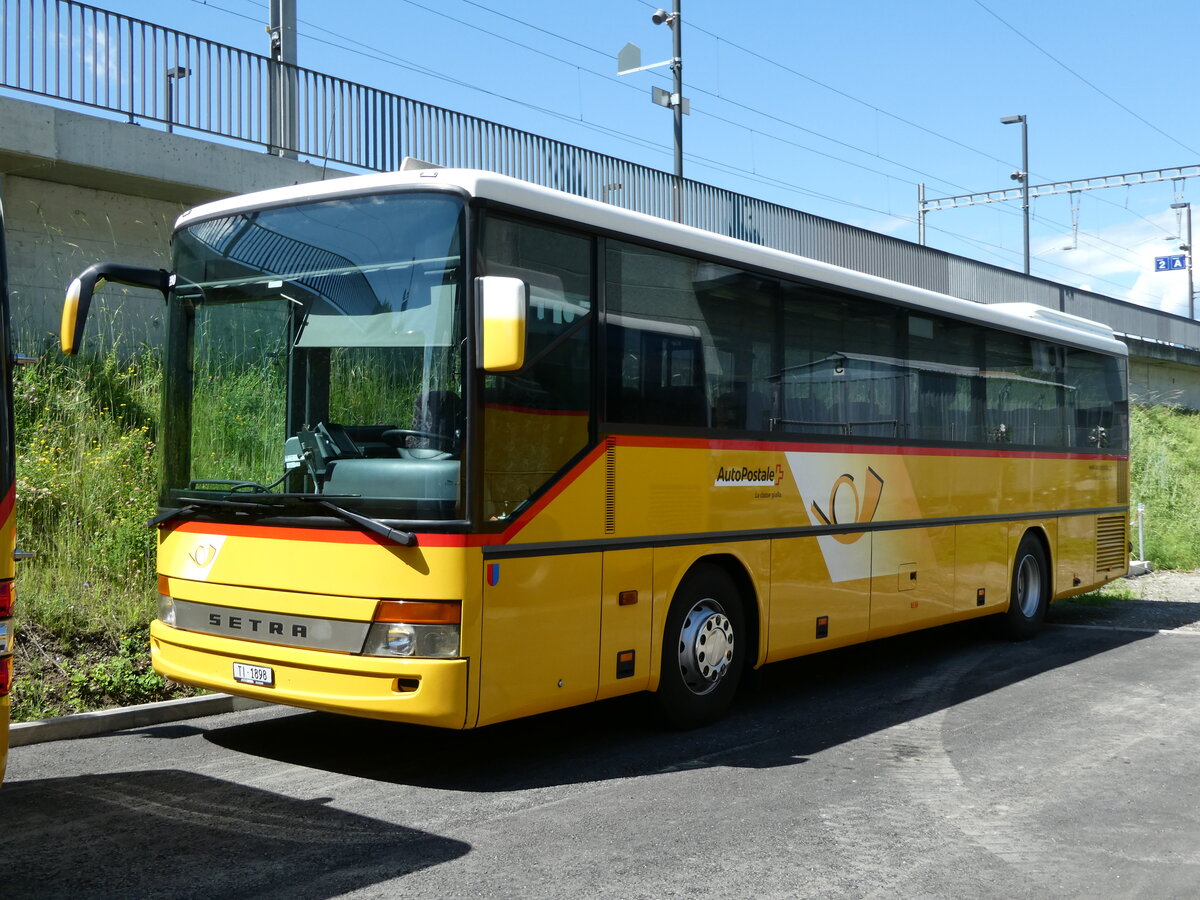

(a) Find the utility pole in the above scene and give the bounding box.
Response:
[665,1,683,219]
[1171,201,1195,319]
[617,2,688,221]
[1000,114,1030,274]
[268,0,298,159]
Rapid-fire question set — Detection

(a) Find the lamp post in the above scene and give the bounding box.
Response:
[1001,114,1030,274]
[617,2,686,221]
[657,3,683,205]
[165,65,190,133]
[1171,201,1194,319]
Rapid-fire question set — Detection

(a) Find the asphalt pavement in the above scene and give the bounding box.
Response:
[3,602,1200,898]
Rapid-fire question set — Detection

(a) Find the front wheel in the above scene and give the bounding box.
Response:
[656,565,746,729]
[998,533,1050,641]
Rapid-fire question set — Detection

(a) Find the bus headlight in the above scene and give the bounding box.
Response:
[158,593,176,627]
[362,600,461,658]
[363,622,460,658]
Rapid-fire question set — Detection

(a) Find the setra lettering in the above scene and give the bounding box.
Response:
[205,611,307,639]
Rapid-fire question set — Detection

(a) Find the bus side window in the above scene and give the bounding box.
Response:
[481,215,593,520]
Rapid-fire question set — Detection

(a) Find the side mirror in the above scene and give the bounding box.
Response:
[63,263,170,355]
[476,276,526,373]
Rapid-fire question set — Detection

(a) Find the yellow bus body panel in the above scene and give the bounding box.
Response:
[476,551,602,726]
[159,525,468,600]
[149,439,1126,729]
[155,525,480,727]
[151,619,470,728]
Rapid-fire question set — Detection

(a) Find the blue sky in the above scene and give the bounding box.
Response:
[89,0,1200,314]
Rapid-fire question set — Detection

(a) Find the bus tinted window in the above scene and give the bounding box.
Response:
[482,216,592,521]
[1064,348,1128,450]
[778,285,903,438]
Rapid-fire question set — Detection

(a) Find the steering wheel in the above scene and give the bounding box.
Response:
[380,428,455,455]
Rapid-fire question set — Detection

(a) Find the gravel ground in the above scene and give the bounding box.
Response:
[1048,569,1200,633]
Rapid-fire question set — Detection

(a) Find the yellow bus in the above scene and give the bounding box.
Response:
[0,199,16,780]
[62,168,1128,729]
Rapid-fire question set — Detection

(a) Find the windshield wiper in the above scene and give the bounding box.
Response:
[315,499,417,547]
[148,495,284,527]
[149,494,417,547]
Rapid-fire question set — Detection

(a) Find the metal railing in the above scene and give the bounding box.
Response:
[3,0,1200,352]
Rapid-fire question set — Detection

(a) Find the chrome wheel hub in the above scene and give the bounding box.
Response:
[677,598,735,696]
[1015,553,1042,618]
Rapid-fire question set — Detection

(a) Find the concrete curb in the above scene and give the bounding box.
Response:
[9,694,270,747]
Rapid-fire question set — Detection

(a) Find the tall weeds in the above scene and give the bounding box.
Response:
[14,349,160,637]
[1128,403,1200,569]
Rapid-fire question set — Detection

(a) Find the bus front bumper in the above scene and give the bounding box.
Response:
[150,620,470,729]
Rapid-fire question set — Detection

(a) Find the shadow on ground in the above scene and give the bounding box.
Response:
[0,769,469,899]
[203,618,1152,792]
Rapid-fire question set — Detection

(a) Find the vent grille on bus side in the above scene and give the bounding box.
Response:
[1095,514,1128,573]
[604,438,616,535]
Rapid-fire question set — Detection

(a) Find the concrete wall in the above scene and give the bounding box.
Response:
[2,173,181,350]
[1128,343,1200,409]
[0,94,344,355]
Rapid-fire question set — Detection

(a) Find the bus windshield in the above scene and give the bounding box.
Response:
[164,191,467,521]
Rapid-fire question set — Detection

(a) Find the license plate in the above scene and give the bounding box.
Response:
[233,662,274,687]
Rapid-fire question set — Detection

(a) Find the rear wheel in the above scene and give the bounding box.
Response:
[656,565,746,728]
[998,533,1049,640]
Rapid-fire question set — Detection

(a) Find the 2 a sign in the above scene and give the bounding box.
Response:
[1155,254,1188,272]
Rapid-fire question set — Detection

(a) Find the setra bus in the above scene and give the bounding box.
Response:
[62,167,1129,729]
[0,198,17,780]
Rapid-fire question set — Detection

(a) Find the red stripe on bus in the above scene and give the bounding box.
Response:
[165,520,477,547]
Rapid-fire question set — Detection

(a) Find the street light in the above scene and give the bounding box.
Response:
[165,65,190,134]
[1001,114,1030,274]
[617,1,685,221]
[1171,201,1194,319]
[655,4,683,196]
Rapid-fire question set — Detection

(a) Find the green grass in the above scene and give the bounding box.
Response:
[14,350,160,636]
[1129,403,1200,569]
[8,353,1200,720]
[9,349,177,719]
[1059,580,1138,607]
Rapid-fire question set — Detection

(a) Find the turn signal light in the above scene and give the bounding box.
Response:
[373,600,461,625]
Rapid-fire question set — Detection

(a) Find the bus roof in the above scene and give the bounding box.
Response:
[176,167,1128,357]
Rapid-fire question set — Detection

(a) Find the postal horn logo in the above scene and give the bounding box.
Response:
[188,543,219,568]
[809,467,884,545]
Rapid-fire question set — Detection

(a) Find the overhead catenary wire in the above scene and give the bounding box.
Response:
[177,0,1171,296]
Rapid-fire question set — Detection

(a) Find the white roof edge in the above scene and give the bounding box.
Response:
[176,168,1128,357]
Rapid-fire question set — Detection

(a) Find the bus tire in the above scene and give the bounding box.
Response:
[655,565,745,729]
[998,533,1050,641]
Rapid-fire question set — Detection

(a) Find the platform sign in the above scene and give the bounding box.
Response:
[1155,254,1188,271]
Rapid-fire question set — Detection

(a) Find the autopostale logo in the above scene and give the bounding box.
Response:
[714,462,784,487]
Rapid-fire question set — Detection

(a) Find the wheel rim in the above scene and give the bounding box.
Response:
[676,598,735,696]
[1015,552,1043,618]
